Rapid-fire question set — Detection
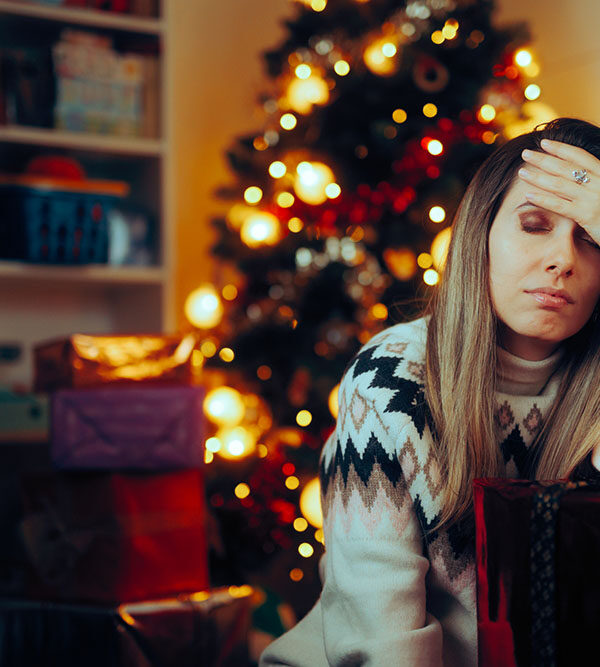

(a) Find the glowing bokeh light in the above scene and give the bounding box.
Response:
[184,284,223,329]
[203,387,245,426]
[300,477,323,528]
[240,212,281,247]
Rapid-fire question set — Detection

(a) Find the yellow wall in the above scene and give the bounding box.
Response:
[169,0,291,330]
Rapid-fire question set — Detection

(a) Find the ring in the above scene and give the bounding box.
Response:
[573,168,590,185]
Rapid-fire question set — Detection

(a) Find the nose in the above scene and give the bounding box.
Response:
[546,226,576,277]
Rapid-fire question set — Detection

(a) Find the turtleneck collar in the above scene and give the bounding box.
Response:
[497,345,564,396]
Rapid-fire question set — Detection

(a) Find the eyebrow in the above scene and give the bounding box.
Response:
[514,202,540,211]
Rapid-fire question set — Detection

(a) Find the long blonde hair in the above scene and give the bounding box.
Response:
[425,117,600,530]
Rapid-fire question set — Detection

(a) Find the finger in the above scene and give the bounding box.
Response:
[539,139,600,174]
[518,165,578,201]
[521,148,572,179]
[523,188,575,217]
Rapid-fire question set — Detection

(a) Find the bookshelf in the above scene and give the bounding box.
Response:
[0,0,174,390]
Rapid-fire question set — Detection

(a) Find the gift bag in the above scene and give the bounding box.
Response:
[474,478,600,667]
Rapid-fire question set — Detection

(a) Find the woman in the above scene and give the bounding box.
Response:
[260,117,600,666]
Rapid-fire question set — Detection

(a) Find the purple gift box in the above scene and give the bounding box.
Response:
[50,385,206,469]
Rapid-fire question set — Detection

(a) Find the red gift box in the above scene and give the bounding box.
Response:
[19,469,210,604]
[474,478,600,667]
[50,385,206,469]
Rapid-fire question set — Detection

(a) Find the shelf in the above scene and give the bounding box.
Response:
[0,125,164,157]
[0,261,165,286]
[0,0,162,34]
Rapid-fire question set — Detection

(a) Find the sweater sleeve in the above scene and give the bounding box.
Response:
[316,350,443,666]
[260,325,446,667]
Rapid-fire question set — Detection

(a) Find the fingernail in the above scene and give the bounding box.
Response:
[522,149,532,158]
[541,139,552,148]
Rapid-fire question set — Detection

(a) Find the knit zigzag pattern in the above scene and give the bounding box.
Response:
[319,320,476,604]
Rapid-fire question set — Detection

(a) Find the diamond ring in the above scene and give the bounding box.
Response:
[573,168,590,185]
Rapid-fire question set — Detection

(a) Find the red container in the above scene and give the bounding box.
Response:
[20,469,209,604]
[474,478,600,667]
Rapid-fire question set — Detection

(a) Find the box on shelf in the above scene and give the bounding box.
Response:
[34,333,196,392]
[474,478,600,667]
[0,45,55,127]
[0,387,49,443]
[50,384,205,469]
[52,29,158,138]
[20,469,210,604]
[0,154,130,265]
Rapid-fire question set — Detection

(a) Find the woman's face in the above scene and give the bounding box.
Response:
[488,175,600,360]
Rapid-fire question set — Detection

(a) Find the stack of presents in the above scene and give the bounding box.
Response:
[0,334,252,666]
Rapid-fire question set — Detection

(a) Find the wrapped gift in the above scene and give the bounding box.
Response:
[474,478,600,667]
[34,333,196,392]
[19,469,209,603]
[50,385,205,469]
[0,586,253,666]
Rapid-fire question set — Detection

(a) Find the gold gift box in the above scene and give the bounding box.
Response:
[34,333,196,392]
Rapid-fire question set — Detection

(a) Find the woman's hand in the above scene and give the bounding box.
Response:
[518,138,600,246]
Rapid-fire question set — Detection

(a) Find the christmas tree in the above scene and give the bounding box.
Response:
[184,0,553,619]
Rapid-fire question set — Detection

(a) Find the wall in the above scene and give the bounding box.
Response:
[169,0,292,330]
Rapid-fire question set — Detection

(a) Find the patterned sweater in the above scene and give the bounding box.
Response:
[260,316,567,667]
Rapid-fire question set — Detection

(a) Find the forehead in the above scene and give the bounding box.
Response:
[499,178,531,211]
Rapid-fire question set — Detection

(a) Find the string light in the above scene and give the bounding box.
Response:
[241,212,281,247]
[300,477,323,528]
[477,104,496,123]
[428,206,446,223]
[392,108,407,123]
[423,268,440,285]
[285,475,300,490]
[219,348,235,362]
[203,387,245,426]
[298,543,314,558]
[334,60,350,76]
[431,227,452,270]
[277,192,295,208]
[294,517,308,532]
[364,37,399,76]
[328,383,339,418]
[269,161,287,178]
[515,49,533,67]
[244,186,263,204]
[524,84,541,100]
[417,252,433,269]
[280,113,297,130]
[295,64,312,79]
[234,483,250,499]
[325,183,341,199]
[287,74,330,114]
[215,426,256,460]
[423,103,437,118]
[425,139,443,155]
[288,217,304,232]
[294,161,335,205]
[296,409,312,426]
[290,568,304,581]
[184,284,223,329]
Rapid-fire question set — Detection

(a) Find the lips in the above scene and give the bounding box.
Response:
[526,287,574,306]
